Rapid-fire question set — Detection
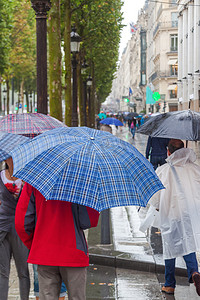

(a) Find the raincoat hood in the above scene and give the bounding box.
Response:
[166,147,196,166]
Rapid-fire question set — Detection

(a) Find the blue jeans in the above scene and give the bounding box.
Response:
[130,127,136,138]
[33,264,67,297]
[165,252,198,288]
[150,155,166,170]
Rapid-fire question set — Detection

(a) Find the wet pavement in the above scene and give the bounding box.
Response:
[8,125,200,299]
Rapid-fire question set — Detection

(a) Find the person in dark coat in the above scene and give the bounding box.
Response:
[145,136,170,170]
[0,157,30,300]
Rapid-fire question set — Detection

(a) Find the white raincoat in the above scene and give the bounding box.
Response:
[149,147,200,260]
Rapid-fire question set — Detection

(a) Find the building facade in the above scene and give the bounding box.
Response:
[147,0,178,113]
[177,0,200,111]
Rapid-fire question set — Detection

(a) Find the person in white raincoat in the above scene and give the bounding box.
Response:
[149,139,200,296]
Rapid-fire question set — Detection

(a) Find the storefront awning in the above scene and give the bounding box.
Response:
[168,84,177,90]
[168,59,178,65]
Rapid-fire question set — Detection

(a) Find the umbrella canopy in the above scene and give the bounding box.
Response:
[11,127,164,212]
[0,113,66,138]
[124,112,139,120]
[100,117,123,126]
[0,132,30,162]
[137,110,200,141]
[98,113,107,119]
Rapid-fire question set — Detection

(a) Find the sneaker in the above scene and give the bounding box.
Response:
[161,286,175,295]
[192,272,200,296]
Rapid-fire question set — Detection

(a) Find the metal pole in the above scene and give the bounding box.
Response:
[83,80,87,126]
[88,86,91,127]
[72,53,78,127]
[101,209,111,244]
[31,1,51,115]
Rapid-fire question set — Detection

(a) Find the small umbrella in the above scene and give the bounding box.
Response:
[98,113,107,120]
[100,117,123,126]
[0,132,30,162]
[11,127,164,212]
[0,113,66,138]
[137,110,200,141]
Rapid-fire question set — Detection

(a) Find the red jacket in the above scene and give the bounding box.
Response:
[15,183,99,267]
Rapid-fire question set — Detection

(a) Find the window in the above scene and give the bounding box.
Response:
[171,12,178,27]
[170,0,177,6]
[171,64,178,76]
[170,34,178,51]
[170,89,177,99]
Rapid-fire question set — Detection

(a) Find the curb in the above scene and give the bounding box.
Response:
[89,253,188,278]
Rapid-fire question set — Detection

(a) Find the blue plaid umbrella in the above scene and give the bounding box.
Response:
[0,132,30,162]
[11,127,164,212]
[100,118,123,126]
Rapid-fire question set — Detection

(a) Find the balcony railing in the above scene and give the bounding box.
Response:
[153,21,178,37]
[150,70,178,82]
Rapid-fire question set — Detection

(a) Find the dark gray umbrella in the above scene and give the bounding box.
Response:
[125,112,139,120]
[137,110,200,141]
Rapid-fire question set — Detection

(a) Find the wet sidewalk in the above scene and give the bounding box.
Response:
[8,126,200,299]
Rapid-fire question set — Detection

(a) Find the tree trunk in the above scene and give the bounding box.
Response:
[20,80,24,113]
[48,0,62,121]
[91,64,95,128]
[64,0,72,126]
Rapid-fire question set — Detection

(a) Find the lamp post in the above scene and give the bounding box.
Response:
[3,88,6,115]
[70,26,81,127]
[31,0,51,115]
[87,75,92,127]
[81,60,89,126]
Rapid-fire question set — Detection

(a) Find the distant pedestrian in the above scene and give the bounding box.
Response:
[100,124,112,134]
[145,136,170,170]
[130,119,136,139]
[149,139,200,296]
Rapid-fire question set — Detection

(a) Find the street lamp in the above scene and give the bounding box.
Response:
[81,60,89,126]
[31,0,51,115]
[3,88,6,115]
[87,75,92,127]
[70,26,81,127]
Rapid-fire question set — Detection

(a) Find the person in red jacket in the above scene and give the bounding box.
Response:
[15,182,100,300]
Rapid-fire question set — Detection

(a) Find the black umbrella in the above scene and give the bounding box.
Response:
[125,112,139,120]
[137,110,200,141]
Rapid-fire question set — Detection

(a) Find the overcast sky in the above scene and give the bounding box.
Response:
[119,0,146,59]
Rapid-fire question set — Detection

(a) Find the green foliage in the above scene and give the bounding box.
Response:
[10,0,36,84]
[74,0,123,103]
[0,0,14,74]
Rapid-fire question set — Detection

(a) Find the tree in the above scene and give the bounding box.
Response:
[8,0,36,113]
[48,0,63,121]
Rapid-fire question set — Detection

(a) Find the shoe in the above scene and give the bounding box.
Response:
[161,286,175,295]
[192,272,200,296]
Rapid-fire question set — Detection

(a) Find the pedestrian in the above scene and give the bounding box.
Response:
[148,139,200,296]
[100,124,112,134]
[96,116,101,130]
[15,183,100,300]
[130,119,136,139]
[0,157,30,300]
[128,119,132,131]
[145,136,170,170]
